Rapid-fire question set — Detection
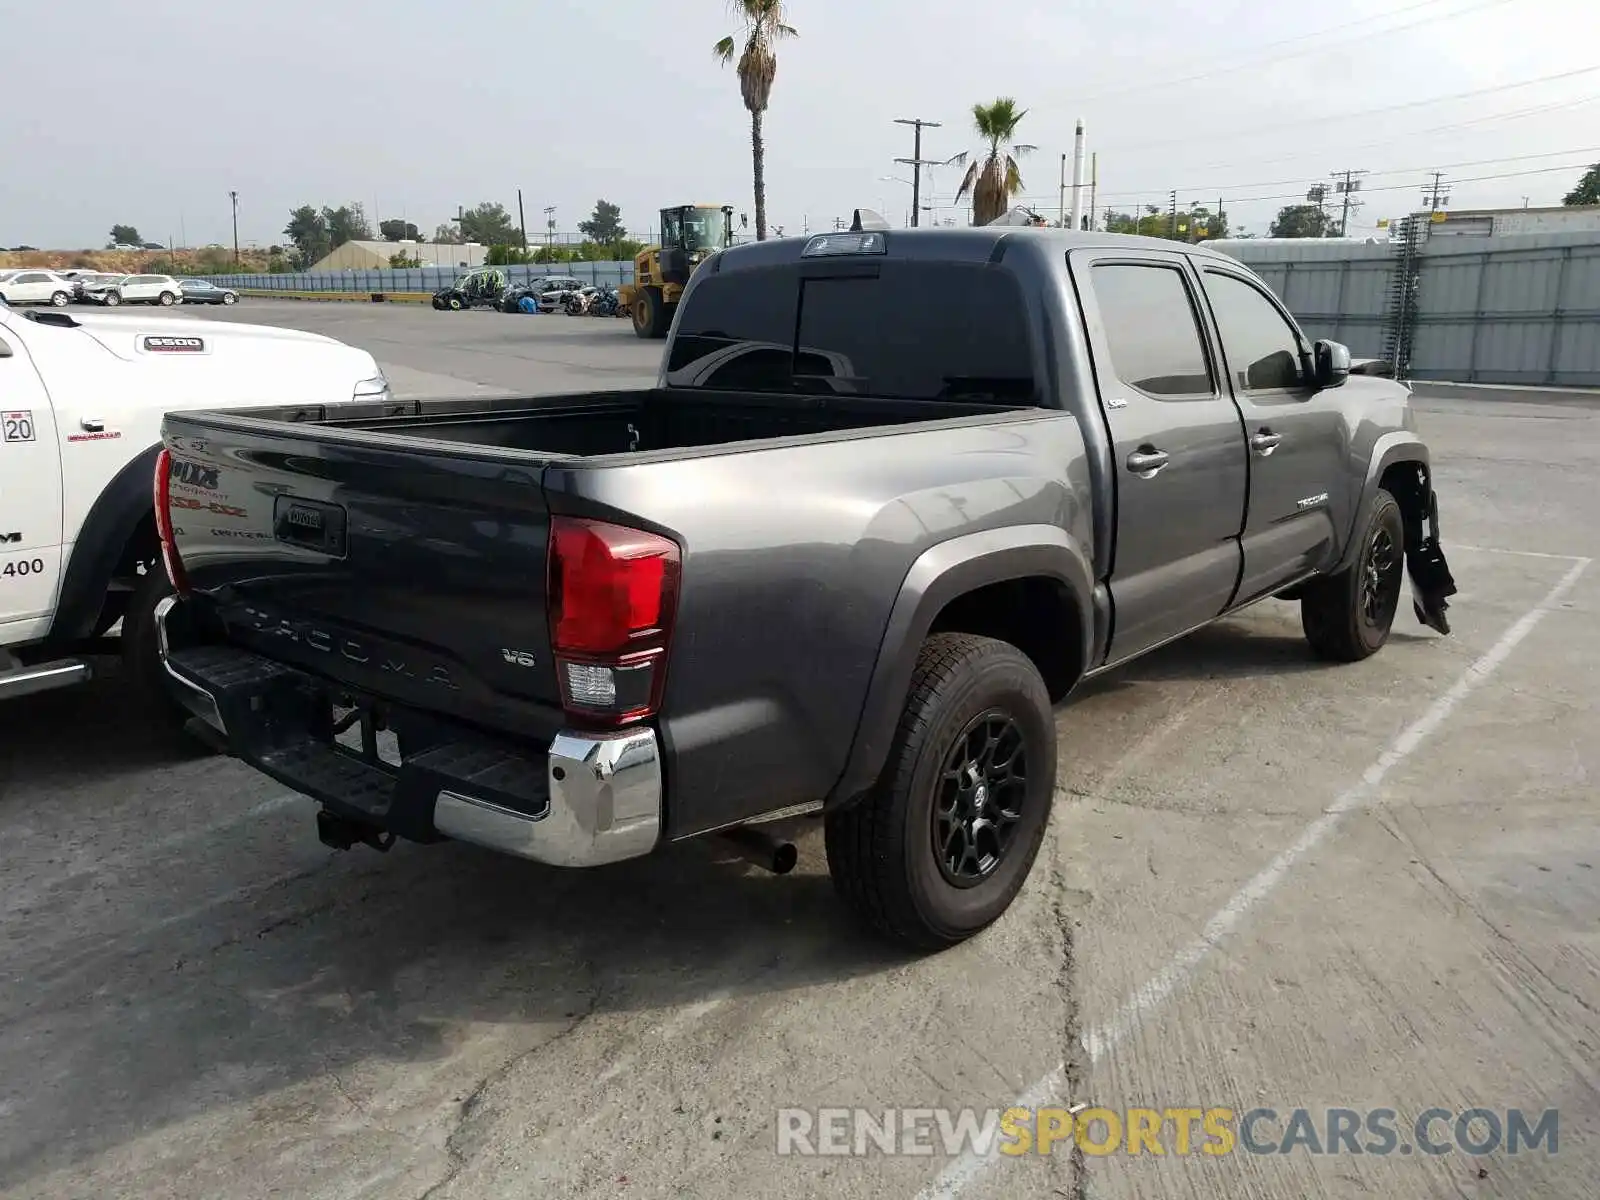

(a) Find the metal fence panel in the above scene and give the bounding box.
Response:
[1224,232,1600,386]
[195,259,639,294]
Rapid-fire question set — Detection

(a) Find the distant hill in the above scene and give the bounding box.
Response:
[0,247,277,274]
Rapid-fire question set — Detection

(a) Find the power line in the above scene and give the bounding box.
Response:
[1033,161,1595,214]
[1109,64,1600,153]
[1078,0,1515,102]
[1078,145,1600,204]
[1082,93,1600,190]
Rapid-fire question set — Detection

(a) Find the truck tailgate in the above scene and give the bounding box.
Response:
[161,413,566,735]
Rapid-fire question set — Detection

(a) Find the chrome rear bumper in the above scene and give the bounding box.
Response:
[154,596,663,868]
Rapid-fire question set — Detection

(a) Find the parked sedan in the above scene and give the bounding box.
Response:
[178,278,238,305]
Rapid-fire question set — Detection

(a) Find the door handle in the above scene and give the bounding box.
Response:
[80,418,104,432]
[1126,447,1170,477]
[1250,430,1282,456]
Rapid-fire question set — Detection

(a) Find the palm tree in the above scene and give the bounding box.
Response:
[714,0,797,241]
[948,99,1036,226]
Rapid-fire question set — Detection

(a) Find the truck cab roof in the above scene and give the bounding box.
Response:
[706,225,1243,274]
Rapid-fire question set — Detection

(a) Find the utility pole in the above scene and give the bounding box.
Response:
[544,205,557,248]
[517,189,528,249]
[893,117,942,228]
[1422,171,1451,213]
[1089,153,1099,231]
[1332,168,1368,236]
[1169,190,1178,238]
[1059,154,1067,227]
[229,191,239,265]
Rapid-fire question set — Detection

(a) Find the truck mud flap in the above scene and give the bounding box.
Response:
[1406,488,1457,636]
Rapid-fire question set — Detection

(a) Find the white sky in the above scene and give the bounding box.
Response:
[3,0,1598,247]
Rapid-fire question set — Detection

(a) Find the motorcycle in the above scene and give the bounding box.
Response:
[589,285,622,318]
[564,286,599,315]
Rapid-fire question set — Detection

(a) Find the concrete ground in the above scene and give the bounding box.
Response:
[1,301,1595,1199]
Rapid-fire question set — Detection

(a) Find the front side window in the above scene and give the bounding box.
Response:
[1203,271,1307,392]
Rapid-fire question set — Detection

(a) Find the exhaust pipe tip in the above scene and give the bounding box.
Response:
[715,825,798,875]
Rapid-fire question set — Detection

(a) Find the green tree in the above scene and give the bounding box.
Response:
[321,203,371,249]
[284,205,331,267]
[715,0,797,242]
[108,223,142,246]
[379,218,421,241]
[389,251,423,267]
[1268,204,1338,238]
[949,99,1036,226]
[433,222,463,244]
[458,202,519,245]
[578,199,625,245]
[1563,163,1600,206]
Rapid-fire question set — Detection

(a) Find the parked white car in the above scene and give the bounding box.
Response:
[103,273,184,307]
[0,302,395,724]
[0,269,74,307]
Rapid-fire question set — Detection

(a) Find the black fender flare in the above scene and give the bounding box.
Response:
[47,441,162,645]
[824,524,1095,808]
[1333,433,1431,574]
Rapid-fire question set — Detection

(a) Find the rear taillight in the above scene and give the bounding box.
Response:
[547,516,680,726]
[152,448,190,594]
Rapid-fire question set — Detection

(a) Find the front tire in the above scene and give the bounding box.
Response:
[825,633,1056,951]
[632,285,670,338]
[1301,488,1406,662]
[103,291,121,306]
[222,291,236,305]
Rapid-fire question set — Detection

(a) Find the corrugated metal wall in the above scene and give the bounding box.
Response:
[1217,231,1600,386]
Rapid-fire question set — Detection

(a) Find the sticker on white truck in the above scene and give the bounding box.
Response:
[2,411,35,442]
[141,335,208,354]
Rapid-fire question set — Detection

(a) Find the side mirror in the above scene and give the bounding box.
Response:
[1314,339,1351,389]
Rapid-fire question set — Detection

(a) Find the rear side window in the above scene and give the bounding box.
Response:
[666,262,1036,403]
[1088,263,1212,398]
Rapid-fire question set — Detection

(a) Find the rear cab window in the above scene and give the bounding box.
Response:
[665,260,1038,403]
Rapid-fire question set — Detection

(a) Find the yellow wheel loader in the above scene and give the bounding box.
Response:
[618,205,735,339]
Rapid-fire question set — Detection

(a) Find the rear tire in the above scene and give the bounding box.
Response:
[103,291,121,306]
[1301,488,1406,662]
[120,562,204,740]
[50,290,70,307]
[158,291,176,306]
[824,633,1056,951]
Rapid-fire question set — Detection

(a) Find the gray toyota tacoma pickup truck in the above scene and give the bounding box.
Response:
[153,223,1456,950]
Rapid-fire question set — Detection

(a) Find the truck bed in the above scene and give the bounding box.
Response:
[293,387,1024,460]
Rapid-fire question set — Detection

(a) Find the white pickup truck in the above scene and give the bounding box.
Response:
[0,301,396,724]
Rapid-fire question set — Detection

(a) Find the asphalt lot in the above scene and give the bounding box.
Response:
[2,300,1596,1199]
